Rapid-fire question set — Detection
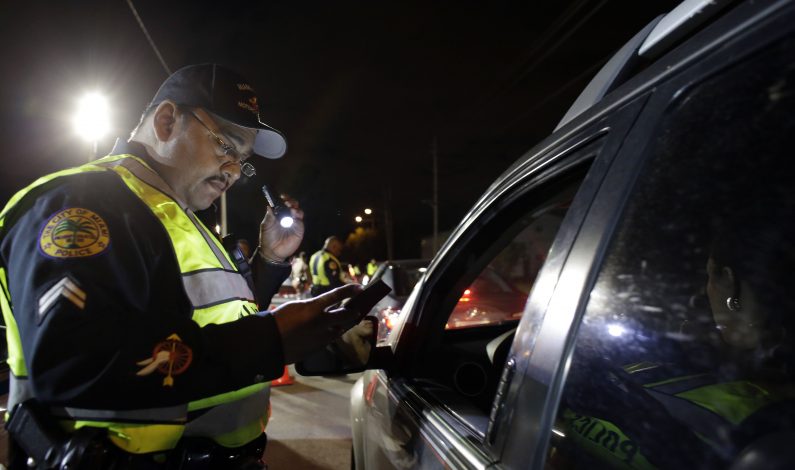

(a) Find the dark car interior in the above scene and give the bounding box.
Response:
[409,167,589,420]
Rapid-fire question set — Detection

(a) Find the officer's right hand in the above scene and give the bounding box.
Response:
[259,194,304,262]
[272,284,363,364]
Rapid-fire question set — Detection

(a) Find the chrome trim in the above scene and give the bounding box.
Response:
[639,0,732,57]
[556,17,662,131]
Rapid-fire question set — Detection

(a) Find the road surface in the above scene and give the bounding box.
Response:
[264,366,361,469]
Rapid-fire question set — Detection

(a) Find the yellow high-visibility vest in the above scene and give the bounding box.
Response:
[0,154,270,453]
[309,250,342,287]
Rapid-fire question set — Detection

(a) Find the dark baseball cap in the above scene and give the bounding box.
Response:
[149,63,287,159]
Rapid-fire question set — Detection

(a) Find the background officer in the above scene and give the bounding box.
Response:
[309,236,346,296]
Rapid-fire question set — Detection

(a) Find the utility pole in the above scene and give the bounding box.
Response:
[383,186,394,260]
[88,140,98,163]
[220,193,228,237]
[432,137,439,254]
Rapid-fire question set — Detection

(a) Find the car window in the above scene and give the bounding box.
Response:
[545,38,795,469]
[445,202,568,330]
[413,162,593,430]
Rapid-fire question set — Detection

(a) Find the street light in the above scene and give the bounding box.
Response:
[364,208,372,215]
[73,92,110,161]
[355,215,363,223]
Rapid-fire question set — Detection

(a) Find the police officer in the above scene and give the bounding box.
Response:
[366,258,378,277]
[0,64,363,468]
[309,236,346,296]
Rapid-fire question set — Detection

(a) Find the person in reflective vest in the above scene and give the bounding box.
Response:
[366,259,378,277]
[310,236,346,296]
[0,64,364,468]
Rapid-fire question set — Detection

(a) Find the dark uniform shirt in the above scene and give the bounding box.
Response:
[0,141,291,411]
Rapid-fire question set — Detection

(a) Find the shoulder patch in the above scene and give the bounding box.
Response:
[39,207,110,259]
[328,261,338,270]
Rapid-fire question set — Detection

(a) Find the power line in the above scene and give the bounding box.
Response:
[126,0,171,76]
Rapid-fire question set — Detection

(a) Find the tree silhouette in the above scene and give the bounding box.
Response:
[52,218,96,248]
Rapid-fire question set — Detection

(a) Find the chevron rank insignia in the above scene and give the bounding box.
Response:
[38,276,86,323]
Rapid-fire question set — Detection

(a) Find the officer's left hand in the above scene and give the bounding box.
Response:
[273,284,364,364]
[259,194,304,262]
[337,318,376,365]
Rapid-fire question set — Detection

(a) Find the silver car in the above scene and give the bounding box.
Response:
[301,0,795,468]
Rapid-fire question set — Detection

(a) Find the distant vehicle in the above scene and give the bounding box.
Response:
[446,266,527,330]
[366,259,429,343]
[268,277,298,308]
[300,0,795,468]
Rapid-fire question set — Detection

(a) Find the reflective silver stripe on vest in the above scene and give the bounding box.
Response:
[184,387,270,437]
[185,211,235,271]
[52,404,188,423]
[9,375,188,423]
[7,375,35,412]
[183,269,255,307]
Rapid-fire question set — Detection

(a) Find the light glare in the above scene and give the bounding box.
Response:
[364,208,373,215]
[355,215,363,223]
[280,216,294,228]
[73,92,110,141]
[607,323,626,337]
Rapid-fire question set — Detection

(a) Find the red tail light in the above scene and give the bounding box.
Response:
[379,306,401,331]
[459,288,472,302]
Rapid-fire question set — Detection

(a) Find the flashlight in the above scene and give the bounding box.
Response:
[261,185,294,228]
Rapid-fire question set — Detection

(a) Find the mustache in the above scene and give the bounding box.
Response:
[206,175,230,189]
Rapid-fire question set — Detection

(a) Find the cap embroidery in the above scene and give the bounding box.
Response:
[136,333,194,387]
[237,83,254,92]
[238,97,259,115]
[39,208,110,259]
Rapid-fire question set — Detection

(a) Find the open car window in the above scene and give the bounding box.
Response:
[409,159,595,435]
[445,201,570,331]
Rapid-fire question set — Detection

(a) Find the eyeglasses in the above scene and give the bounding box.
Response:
[189,111,256,178]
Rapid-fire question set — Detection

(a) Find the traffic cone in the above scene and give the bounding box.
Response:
[271,365,294,386]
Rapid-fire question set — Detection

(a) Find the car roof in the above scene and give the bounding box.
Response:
[556,0,734,130]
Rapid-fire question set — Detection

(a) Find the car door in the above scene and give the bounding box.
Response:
[495,3,795,468]
[360,96,647,469]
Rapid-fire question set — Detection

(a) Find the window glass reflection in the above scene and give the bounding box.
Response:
[546,39,795,469]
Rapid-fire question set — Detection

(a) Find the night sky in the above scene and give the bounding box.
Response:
[0,1,677,261]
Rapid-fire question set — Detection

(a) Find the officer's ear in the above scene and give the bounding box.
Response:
[152,101,178,143]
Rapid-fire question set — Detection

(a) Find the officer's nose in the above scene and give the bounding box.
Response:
[221,160,242,185]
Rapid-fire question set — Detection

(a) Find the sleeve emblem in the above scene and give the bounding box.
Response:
[328,261,338,270]
[136,334,193,387]
[39,207,110,259]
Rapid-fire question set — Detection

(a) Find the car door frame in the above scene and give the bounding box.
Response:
[364,94,649,469]
[493,1,795,468]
